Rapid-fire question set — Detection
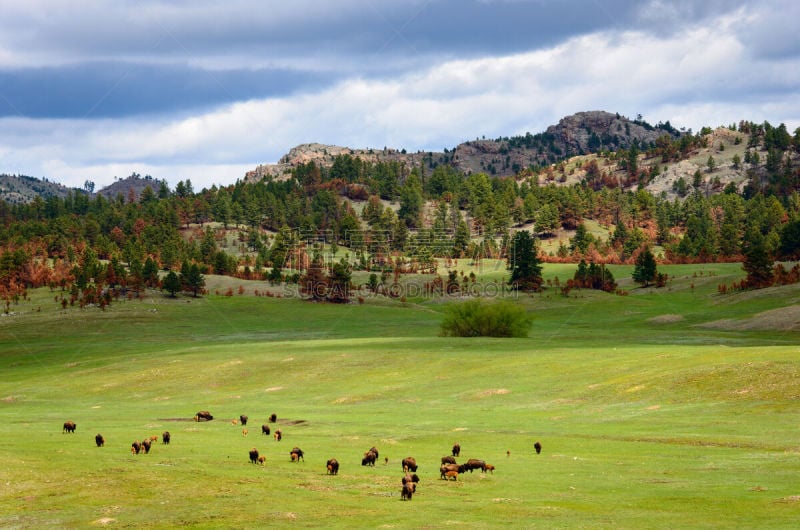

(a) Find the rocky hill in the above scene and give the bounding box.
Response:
[245,111,682,182]
[0,174,86,204]
[95,174,168,201]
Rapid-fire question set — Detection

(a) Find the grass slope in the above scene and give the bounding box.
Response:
[1,264,799,528]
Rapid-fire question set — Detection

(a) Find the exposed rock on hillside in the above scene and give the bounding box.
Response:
[245,111,681,182]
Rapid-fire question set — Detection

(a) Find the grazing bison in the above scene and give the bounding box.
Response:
[131,440,141,455]
[361,450,377,467]
[327,458,339,475]
[162,431,171,444]
[534,441,542,454]
[273,429,282,442]
[249,448,260,464]
[95,434,105,447]
[269,413,277,423]
[401,457,418,473]
[440,463,460,479]
[239,415,248,426]
[261,424,271,436]
[257,455,266,465]
[452,443,460,457]
[142,439,152,454]
[401,481,415,501]
[485,464,495,474]
[464,459,487,473]
[290,447,304,462]
[63,421,76,434]
[402,473,420,485]
[444,470,459,481]
[194,411,213,422]
[441,455,456,465]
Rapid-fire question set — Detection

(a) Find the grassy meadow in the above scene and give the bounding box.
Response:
[1,262,800,528]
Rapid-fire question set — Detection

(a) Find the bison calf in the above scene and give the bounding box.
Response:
[257,455,266,465]
[444,470,459,481]
[485,464,495,474]
[95,434,105,447]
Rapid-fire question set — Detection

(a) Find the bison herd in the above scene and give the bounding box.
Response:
[61,413,544,501]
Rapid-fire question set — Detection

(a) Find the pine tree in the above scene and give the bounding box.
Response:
[508,230,543,291]
[632,246,658,287]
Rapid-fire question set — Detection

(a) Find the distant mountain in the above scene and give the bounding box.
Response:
[245,111,682,181]
[0,174,86,204]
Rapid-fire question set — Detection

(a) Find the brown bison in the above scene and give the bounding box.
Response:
[485,464,495,474]
[95,434,105,447]
[131,440,141,455]
[534,441,542,454]
[464,459,486,473]
[269,413,277,423]
[194,411,213,422]
[326,458,339,475]
[273,429,282,442]
[142,439,152,454]
[369,447,379,460]
[63,421,76,434]
[162,431,171,444]
[290,447,304,462]
[401,481,415,501]
[440,463,460,479]
[452,443,460,457]
[249,447,259,464]
[361,450,377,467]
[261,424,271,436]
[257,455,266,465]
[401,457,418,473]
[239,415,248,426]
[402,473,420,485]
[441,455,456,465]
[444,470,459,481]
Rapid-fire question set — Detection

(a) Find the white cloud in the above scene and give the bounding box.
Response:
[1,7,799,190]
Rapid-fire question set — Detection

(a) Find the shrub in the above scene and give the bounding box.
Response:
[439,299,532,338]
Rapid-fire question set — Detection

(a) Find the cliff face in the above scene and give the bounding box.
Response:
[245,111,681,182]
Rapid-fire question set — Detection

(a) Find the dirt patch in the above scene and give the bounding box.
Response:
[699,305,800,331]
[1,395,17,403]
[91,518,116,526]
[476,389,510,398]
[281,419,307,426]
[265,386,283,392]
[648,314,684,324]
[158,417,197,422]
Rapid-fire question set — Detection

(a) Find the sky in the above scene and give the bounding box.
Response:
[0,0,798,191]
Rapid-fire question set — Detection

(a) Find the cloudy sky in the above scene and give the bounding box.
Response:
[0,0,798,191]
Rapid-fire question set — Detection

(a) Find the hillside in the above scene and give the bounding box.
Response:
[245,111,681,182]
[95,173,168,201]
[0,173,85,204]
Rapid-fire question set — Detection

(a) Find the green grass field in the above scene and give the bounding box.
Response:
[1,263,799,528]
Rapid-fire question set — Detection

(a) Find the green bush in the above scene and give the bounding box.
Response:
[439,299,532,338]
